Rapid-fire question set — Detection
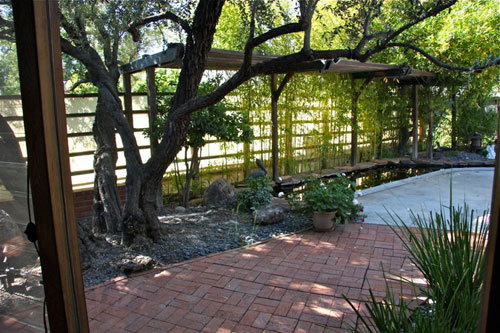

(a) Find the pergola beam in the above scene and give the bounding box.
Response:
[119,43,184,74]
[352,66,411,79]
[119,44,435,83]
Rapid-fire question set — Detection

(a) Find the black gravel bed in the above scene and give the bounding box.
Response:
[82,206,311,288]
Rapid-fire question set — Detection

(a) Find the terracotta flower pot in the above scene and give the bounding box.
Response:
[313,211,336,232]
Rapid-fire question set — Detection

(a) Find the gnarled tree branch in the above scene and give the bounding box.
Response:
[354,0,378,55]
[128,11,191,42]
[387,42,500,72]
[168,48,353,122]
[242,0,259,72]
[68,73,91,92]
[251,22,304,49]
[300,0,320,52]
[360,0,457,61]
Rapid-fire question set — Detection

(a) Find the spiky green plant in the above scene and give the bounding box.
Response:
[345,204,489,332]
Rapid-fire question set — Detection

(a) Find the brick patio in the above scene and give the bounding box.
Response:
[1,224,423,332]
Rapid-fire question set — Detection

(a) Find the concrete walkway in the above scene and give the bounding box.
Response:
[357,168,494,226]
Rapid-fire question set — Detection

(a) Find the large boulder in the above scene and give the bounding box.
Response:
[204,178,236,207]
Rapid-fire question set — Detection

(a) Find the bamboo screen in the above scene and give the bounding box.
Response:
[0,84,401,194]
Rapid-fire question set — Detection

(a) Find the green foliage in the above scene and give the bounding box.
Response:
[302,175,363,223]
[346,204,488,332]
[455,103,498,147]
[0,40,18,94]
[0,3,19,94]
[236,176,273,213]
[151,74,253,148]
[186,102,253,149]
[367,1,500,151]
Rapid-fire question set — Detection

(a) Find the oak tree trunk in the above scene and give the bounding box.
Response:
[182,146,200,208]
[92,92,122,234]
[125,0,225,244]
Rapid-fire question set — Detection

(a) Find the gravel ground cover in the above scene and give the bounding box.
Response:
[82,206,312,287]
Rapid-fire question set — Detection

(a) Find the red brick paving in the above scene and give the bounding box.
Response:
[1,224,423,332]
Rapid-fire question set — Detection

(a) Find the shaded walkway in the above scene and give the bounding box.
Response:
[83,224,420,332]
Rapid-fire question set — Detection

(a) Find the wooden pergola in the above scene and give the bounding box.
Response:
[120,44,435,181]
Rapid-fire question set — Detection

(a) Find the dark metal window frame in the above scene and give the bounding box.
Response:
[12,0,88,331]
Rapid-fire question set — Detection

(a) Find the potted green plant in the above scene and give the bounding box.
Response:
[302,175,363,231]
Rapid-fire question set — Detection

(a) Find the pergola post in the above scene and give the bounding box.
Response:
[350,77,373,166]
[123,73,134,127]
[451,88,457,149]
[270,73,294,181]
[427,89,433,160]
[321,109,330,169]
[146,67,164,210]
[12,0,89,331]
[271,74,279,181]
[350,78,358,166]
[412,84,419,160]
[146,67,158,151]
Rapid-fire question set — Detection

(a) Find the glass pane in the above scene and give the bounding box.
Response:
[0,1,45,330]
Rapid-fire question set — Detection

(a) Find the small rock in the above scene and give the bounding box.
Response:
[175,206,186,213]
[253,206,285,225]
[117,255,154,274]
[189,197,204,206]
[224,219,239,226]
[208,223,217,228]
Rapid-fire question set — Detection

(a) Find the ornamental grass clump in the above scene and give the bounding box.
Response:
[345,204,489,332]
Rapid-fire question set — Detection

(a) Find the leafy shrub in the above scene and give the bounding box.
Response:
[345,204,488,332]
[236,177,273,212]
[302,175,363,223]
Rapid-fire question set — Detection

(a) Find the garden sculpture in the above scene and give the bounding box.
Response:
[248,159,268,178]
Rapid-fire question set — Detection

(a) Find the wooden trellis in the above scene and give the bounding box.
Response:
[120,45,435,180]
